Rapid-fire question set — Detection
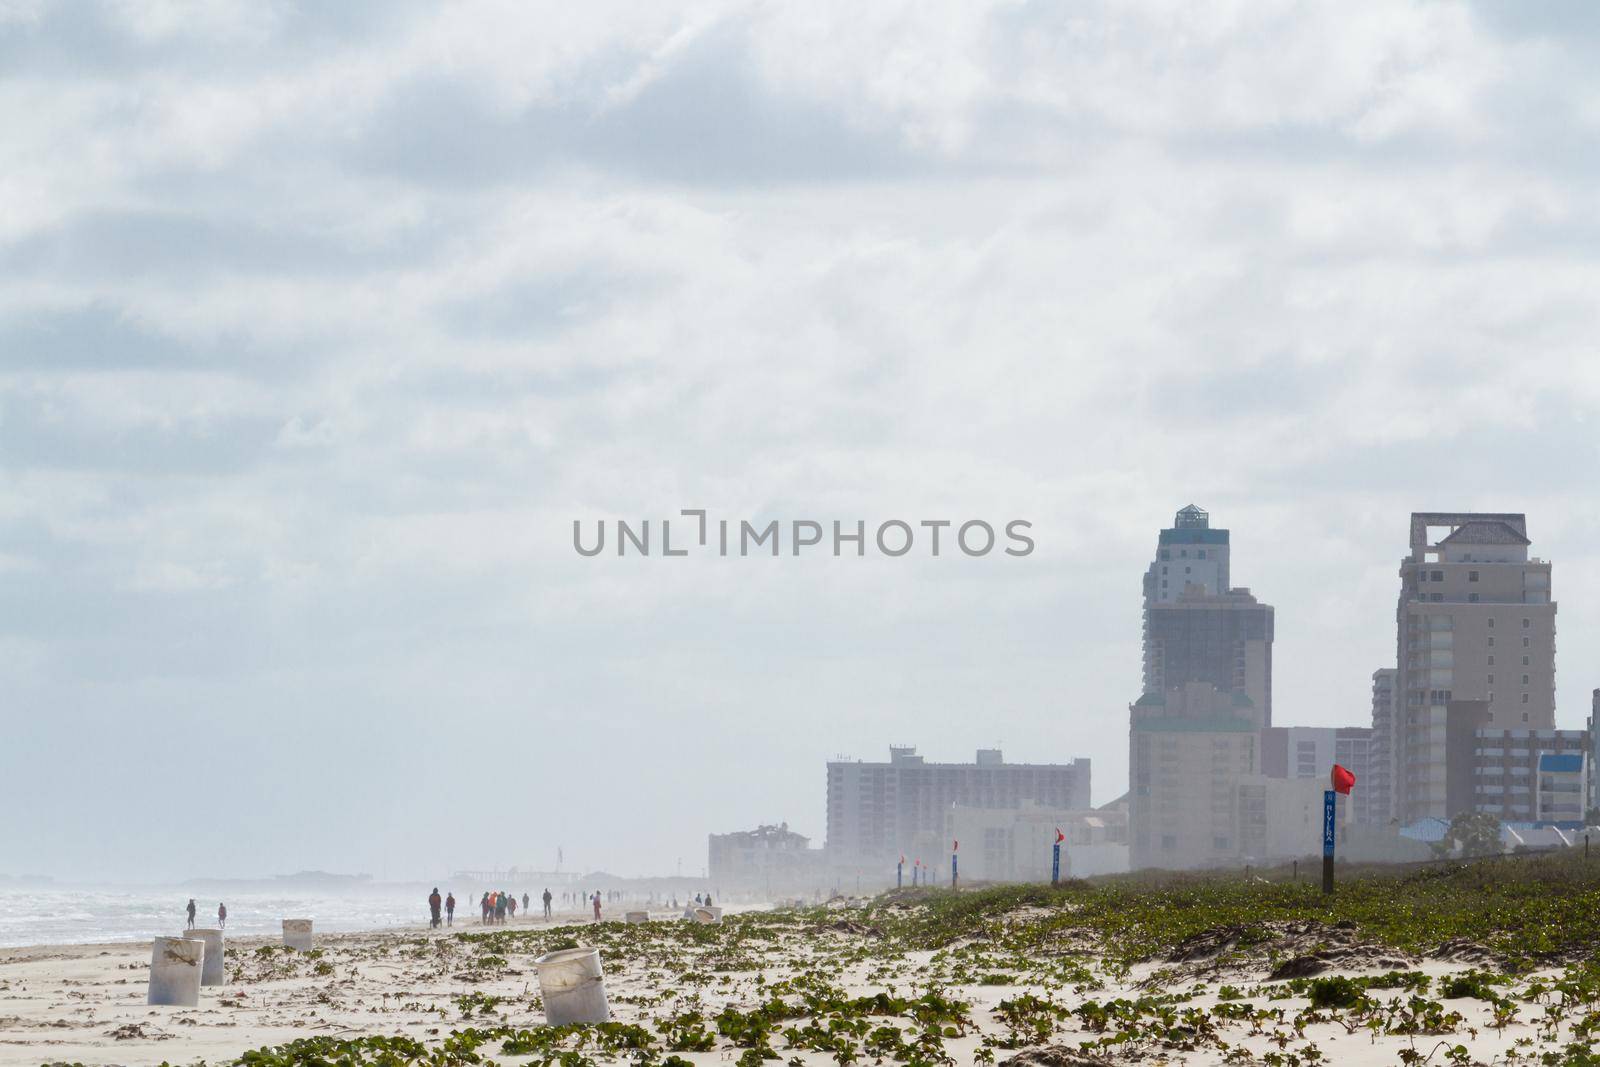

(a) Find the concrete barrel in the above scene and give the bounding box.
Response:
[183,928,226,986]
[624,910,649,925]
[148,936,204,1006]
[534,947,610,1026]
[692,906,721,925]
[282,918,313,951]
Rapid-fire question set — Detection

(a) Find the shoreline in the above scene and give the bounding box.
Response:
[0,897,759,958]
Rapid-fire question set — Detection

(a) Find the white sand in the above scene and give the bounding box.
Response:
[0,907,1584,1066]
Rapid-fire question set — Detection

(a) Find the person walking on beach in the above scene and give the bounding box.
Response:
[481,892,490,924]
[522,892,530,916]
[445,892,455,925]
[428,887,442,929]
[542,888,552,918]
[186,899,196,929]
[217,902,227,929]
[591,890,601,922]
[494,892,506,923]
[507,893,517,920]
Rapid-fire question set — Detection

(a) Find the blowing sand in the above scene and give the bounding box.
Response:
[1,894,1595,1066]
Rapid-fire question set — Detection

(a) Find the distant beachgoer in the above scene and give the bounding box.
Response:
[217,903,227,929]
[542,888,552,918]
[445,892,456,925]
[522,892,530,915]
[693,893,702,906]
[481,892,491,923]
[494,892,507,923]
[507,894,517,920]
[186,899,197,929]
[591,891,601,922]
[704,892,713,908]
[428,887,442,929]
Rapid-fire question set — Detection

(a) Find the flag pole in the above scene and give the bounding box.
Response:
[1324,763,1355,896]
[1322,789,1336,895]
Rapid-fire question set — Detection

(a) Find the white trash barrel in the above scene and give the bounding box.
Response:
[624,910,649,925]
[148,936,204,1006]
[692,906,721,925]
[534,947,610,1026]
[184,928,226,986]
[282,919,313,951]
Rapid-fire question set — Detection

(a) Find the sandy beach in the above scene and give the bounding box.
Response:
[2,885,1596,1067]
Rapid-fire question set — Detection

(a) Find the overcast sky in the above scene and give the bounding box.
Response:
[3,0,1599,884]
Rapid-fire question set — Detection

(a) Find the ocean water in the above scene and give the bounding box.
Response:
[0,887,449,948]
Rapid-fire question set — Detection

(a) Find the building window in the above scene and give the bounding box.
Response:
[1161,834,1176,851]
[1160,550,1170,560]
[1197,549,1206,559]
[1521,694,1529,704]
[1432,570,1444,581]
[1488,637,1495,647]
[1430,593,1443,602]
[1469,571,1479,582]
[1488,674,1494,685]
[1522,656,1529,666]
[1469,593,1479,602]
[1488,618,1495,628]
[1522,712,1530,722]
[1522,618,1530,628]
[1523,638,1530,648]
[1213,836,1231,851]
[1488,655,1494,665]
[1522,674,1529,684]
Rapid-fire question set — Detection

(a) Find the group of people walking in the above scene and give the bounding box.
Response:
[420,886,669,925]
[481,890,522,923]
[426,888,556,926]
[427,888,454,927]
[185,899,226,929]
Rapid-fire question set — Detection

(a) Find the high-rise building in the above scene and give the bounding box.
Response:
[1368,668,1398,824]
[1440,701,1590,823]
[1129,681,1264,869]
[1144,504,1230,603]
[1394,513,1557,823]
[1142,505,1275,724]
[824,747,1090,869]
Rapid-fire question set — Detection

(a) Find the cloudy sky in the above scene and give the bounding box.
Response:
[3,0,1599,883]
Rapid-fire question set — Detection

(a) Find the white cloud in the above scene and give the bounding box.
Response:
[2,0,1599,881]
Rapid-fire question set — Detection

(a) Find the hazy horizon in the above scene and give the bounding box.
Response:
[5,1,1600,884]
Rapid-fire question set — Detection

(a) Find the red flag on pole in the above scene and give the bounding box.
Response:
[1331,764,1356,795]
[1055,827,1065,844]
